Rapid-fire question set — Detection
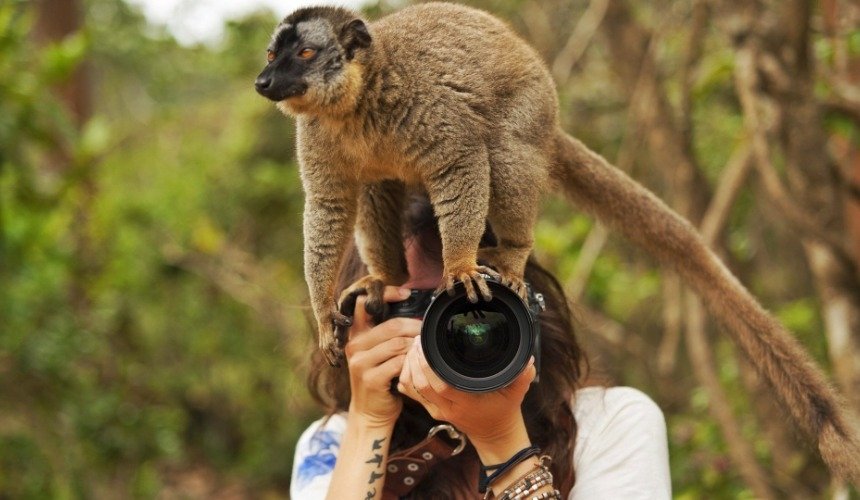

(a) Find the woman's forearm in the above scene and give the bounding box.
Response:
[325,411,395,500]
[469,412,554,497]
[468,411,531,465]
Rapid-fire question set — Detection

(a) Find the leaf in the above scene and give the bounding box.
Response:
[192,217,224,254]
[78,116,111,159]
[40,31,90,84]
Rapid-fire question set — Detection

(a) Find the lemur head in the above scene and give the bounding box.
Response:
[255,7,372,117]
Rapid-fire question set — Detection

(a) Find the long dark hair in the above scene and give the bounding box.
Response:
[306,196,588,496]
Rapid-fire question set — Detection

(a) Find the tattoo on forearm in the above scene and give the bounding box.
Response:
[364,437,386,499]
[366,453,383,466]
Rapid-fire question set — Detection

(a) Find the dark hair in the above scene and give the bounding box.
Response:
[306,196,588,496]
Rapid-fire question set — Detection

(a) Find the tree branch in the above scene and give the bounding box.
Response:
[733,42,854,261]
[679,0,709,147]
[551,0,610,84]
[577,306,648,361]
[565,222,608,303]
[700,144,754,245]
[684,292,777,499]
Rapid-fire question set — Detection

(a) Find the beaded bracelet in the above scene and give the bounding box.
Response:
[527,490,562,500]
[497,467,550,500]
[501,473,552,500]
[498,455,559,500]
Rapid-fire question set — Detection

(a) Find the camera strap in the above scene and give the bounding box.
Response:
[382,424,467,500]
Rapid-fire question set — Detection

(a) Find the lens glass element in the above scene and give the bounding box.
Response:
[440,303,518,379]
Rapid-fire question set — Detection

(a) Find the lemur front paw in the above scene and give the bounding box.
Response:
[337,274,388,324]
[498,274,529,301]
[318,310,351,366]
[476,248,529,301]
[439,265,500,303]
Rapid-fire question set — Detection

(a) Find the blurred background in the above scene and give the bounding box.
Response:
[1,0,859,497]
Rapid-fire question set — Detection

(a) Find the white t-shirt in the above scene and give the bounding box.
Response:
[290,386,671,499]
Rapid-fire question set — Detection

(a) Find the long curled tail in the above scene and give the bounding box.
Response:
[551,129,860,482]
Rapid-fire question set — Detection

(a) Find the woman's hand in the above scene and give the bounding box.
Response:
[397,337,537,463]
[344,287,422,428]
[323,287,420,500]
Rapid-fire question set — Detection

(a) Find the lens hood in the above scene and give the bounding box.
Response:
[420,278,538,393]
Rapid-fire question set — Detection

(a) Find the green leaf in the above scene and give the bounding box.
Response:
[41,31,90,84]
[78,115,111,159]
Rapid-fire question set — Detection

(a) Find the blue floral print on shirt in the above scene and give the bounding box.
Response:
[295,429,341,489]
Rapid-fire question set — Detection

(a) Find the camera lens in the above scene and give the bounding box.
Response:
[440,305,518,379]
[421,279,536,392]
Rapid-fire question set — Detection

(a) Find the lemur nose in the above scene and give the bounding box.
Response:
[255,76,273,93]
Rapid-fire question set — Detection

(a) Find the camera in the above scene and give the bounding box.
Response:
[385,275,544,393]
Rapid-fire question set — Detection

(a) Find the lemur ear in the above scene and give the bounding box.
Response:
[339,19,372,60]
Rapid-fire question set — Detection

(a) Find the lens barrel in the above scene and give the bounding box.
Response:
[420,279,538,393]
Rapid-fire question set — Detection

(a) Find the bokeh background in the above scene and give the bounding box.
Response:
[2,0,859,497]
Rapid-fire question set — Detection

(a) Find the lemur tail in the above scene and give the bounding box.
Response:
[551,129,860,482]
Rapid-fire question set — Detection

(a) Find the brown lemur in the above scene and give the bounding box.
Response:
[255,3,860,480]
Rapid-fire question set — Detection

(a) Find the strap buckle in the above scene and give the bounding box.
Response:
[427,424,466,455]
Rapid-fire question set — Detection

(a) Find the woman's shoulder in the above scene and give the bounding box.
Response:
[572,385,666,447]
[573,386,664,425]
[291,413,348,494]
[296,412,348,444]
[569,386,671,498]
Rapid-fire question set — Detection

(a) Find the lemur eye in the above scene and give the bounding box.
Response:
[298,47,317,59]
[266,50,276,63]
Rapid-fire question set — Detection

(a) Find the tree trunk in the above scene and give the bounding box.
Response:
[33,0,95,315]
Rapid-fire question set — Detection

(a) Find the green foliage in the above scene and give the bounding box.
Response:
[1,0,308,497]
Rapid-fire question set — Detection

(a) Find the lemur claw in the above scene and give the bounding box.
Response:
[498,274,529,301]
[317,307,355,367]
[440,265,497,303]
[332,310,353,327]
[319,330,344,367]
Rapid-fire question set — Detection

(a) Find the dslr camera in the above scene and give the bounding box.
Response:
[384,275,545,393]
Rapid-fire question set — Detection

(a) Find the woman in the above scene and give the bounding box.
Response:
[291,198,671,498]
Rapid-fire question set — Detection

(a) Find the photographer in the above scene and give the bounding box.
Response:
[291,197,671,498]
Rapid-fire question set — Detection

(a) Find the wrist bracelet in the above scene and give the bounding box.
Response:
[478,445,541,493]
[499,471,551,500]
[498,455,558,500]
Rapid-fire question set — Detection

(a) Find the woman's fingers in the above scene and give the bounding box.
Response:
[504,356,537,396]
[348,316,421,356]
[350,294,371,333]
[349,287,410,340]
[352,334,416,368]
[346,287,416,357]
[397,341,414,393]
[362,353,407,390]
[415,337,455,398]
[405,339,448,413]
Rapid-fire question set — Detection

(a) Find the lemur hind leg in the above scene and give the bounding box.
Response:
[423,143,499,303]
[339,179,409,323]
[478,141,547,300]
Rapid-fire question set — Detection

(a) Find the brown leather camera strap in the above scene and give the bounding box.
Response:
[382,424,467,500]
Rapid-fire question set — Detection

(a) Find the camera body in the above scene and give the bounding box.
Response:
[385,275,544,393]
